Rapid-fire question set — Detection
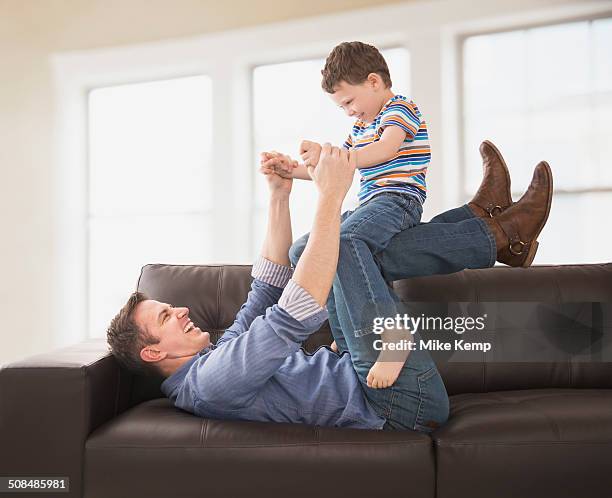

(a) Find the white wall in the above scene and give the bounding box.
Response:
[0,0,415,367]
[1,0,610,366]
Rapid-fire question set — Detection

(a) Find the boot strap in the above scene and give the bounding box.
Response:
[508,235,526,256]
[474,201,504,218]
[493,219,527,256]
[484,202,504,217]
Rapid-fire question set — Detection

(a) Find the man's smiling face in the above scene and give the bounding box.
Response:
[134,299,211,366]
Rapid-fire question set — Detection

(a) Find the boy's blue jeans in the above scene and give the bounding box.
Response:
[289,203,496,432]
[335,192,423,337]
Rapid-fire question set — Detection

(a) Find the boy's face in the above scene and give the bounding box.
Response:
[330,75,387,123]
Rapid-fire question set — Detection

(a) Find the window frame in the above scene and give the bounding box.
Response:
[457,12,612,200]
[50,0,610,345]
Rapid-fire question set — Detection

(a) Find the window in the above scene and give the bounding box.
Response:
[462,18,612,264]
[87,75,213,337]
[251,48,410,257]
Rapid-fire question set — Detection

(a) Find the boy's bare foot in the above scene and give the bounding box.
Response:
[367,360,405,389]
[366,327,412,389]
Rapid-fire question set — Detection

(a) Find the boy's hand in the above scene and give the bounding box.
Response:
[260,151,298,179]
[299,140,322,168]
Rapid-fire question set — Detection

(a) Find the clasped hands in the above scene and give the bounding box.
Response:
[260,141,356,202]
[260,140,322,179]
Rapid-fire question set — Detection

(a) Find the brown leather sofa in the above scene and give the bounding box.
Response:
[1,263,611,498]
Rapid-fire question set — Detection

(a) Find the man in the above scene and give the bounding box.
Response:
[107,141,552,432]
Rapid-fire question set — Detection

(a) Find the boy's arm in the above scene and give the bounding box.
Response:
[261,152,312,181]
[352,126,407,169]
[291,163,312,180]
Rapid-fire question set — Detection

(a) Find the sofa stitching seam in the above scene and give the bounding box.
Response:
[216,267,223,330]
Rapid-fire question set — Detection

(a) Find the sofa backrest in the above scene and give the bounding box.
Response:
[393,263,612,395]
[134,263,612,403]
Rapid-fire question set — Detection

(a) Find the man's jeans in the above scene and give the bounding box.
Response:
[289,204,496,432]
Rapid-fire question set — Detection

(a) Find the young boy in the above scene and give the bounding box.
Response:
[262,41,431,390]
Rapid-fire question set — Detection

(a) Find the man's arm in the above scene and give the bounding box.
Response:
[195,302,328,409]
[291,144,356,305]
[261,191,292,267]
[192,145,356,409]
[217,167,294,344]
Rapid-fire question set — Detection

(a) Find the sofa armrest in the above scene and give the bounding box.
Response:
[0,338,131,498]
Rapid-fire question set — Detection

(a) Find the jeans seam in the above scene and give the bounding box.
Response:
[344,199,407,336]
[349,233,378,335]
[415,368,436,430]
[474,217,497,267]
[415,378,427,430]
[386,388,398,419]
[400,228,485,244]
[403,204,422,230]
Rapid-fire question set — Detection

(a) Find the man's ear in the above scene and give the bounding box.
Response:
[140,346,166,363]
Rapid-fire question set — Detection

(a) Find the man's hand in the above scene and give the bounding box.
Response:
[307,143,356,201]
[261,151,298,179]
[300,140,322,168]
[259,152,293,195]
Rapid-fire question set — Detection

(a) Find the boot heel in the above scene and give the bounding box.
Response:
[522,240,539,268]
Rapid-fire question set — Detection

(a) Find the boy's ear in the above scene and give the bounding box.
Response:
[367,72,382,89]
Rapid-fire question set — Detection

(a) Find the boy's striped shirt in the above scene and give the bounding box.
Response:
[343,95,431,204]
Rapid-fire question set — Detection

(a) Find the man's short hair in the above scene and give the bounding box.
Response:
[106,291,161,377]
[321,41,392,94]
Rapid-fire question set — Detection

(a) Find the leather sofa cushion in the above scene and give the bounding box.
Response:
[434,389,612,498]
[135,263,612,405]
[85,398,435,498]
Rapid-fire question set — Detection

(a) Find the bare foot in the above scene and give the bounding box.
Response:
[367,361,405,389]
[366,327,412,388]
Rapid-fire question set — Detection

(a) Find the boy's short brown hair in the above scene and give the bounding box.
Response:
[321,41,392,93]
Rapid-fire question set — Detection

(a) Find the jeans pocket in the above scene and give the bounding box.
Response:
[400,196,423,230]
[360,379,396,420]
[414,367,450,433]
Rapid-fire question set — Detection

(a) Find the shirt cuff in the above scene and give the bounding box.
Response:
[278,279,326,322]
[251,256,293,288]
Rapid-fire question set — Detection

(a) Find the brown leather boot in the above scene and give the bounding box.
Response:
[484,161,553,267]
[468,140,513,218]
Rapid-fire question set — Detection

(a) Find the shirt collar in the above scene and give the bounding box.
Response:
[380,94,405,113]
[160,345,214,397]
